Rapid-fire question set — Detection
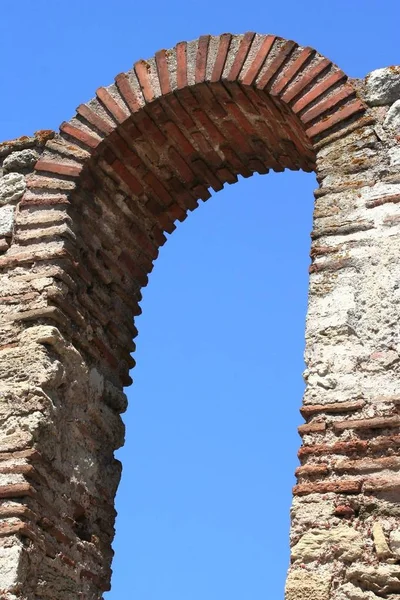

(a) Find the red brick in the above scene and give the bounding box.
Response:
[76,104,114,135]
[306,99,365,139]
[192,159,224,192]
[163,121,196,156]
[281,58,331,103]
[300,400,365,418]
[115,72,142,112]
[110,159,143,196]
[176,41,188,89]
[196,35,210,84]
[35,160,82,178]
[301,86,355,125]
[298,439,369,458]
[292,71,347,113]
[96,87,130,123]
[256,39,297,89]
[143,171,173,206]
[60,122,101,149]
[333,415,400,432]
[293,479,362,496]
[164,94,196,130]
[134,60,155,103]
[192,109,225,145]
[334,505,355,517]
[211,34,232,82]
[226,32,256,82]
[0,483,36,498]
[167,147,195,183]
[270,47,314,96]
[298,422,326,435]
[155,49,171,95]
[240,35,276,86]
[295,463,329,477]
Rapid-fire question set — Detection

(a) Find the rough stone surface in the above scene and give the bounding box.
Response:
[285,570,331,600]
[0,172,26,205]
[389,529,400,557]
[365,66,400,105]
[372,522,392,559]
[0,31,399,600]
[291,525,364,563]
[346,564,400,595]
[2,149,38,173]
[334,583,382,600]
[383,99,400,132]
[0,204,15,236]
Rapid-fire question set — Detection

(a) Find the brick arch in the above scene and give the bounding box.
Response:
[3,32,391,600]
[25,32,366,385]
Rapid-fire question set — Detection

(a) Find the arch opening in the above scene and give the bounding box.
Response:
[108,168,316,599]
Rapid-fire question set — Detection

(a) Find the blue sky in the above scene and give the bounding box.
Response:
[1,1,399,598]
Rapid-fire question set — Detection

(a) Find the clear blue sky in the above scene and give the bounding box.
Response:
[1,2,399,598]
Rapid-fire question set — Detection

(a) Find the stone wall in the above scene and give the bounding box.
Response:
[0,32,399,600]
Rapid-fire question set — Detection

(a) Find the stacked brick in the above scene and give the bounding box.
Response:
[0,31,399,600]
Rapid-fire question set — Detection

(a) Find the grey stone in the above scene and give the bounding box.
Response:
[0,173,26,205]
[365,66,400,106]
[384,100,400,132]
[2,149,38,173]
[0,205,15,236]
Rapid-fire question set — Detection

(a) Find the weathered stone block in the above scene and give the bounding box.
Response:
[285,570,331,600]
[0,205,14,236]
[2,149,38,173]
[291,525,364,563]
[0,173,26,205]
[384,99,400,132]
[365,66,400,106]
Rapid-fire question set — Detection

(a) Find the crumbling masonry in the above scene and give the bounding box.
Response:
[1,32,400,599]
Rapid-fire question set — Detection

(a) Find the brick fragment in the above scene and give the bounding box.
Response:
[270,47,314,96]
[155,49,171,95]
[300,400,365,418]
[281,58,331,103]
[115,72,142,112]
[60,122,102,149]
[240,35,276,86]
[333,415,400,432]
[306,99,365,139]
[176,42,188,89]
[226,32,256,81]
[96,87,130,123]
[196,35,210,83]
[76,104,114,135]
[35,160,82,177]
[298,422,326,435]
[134,60,155,103]
[256,39,296,89]
[293,479,362,496]
[211,34,232,82]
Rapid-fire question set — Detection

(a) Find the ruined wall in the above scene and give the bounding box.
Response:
[0,33,399,600]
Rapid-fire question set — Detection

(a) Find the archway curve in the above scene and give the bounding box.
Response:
[23,32,367,387]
